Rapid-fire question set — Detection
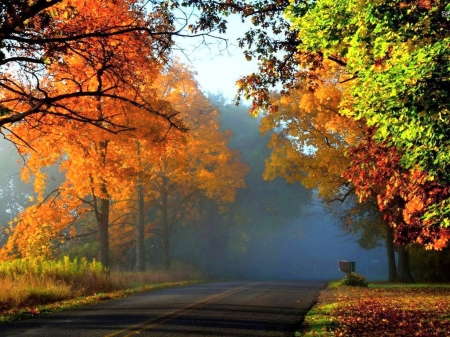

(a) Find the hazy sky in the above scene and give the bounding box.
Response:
[174,15,258,101]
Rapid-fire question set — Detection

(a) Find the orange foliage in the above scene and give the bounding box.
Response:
[1,0,175,130]
[150,63,248,204]
[344,130,450,250]
[0,61,247,262]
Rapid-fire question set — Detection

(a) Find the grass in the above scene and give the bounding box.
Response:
[0,257,206,324]
[296,281,340,337]
[297,280,450,337]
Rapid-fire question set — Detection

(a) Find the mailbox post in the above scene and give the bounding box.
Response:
[339,260,356,278]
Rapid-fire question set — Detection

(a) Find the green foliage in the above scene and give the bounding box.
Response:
[286,0,450,226]
[341,272,368,287]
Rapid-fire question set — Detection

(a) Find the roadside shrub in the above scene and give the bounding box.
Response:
[341,273,368,287]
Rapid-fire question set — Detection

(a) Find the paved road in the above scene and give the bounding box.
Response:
[0,280,326,337]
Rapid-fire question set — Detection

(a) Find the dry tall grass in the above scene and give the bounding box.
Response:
[0,257,203,312]
[0,276,72,310]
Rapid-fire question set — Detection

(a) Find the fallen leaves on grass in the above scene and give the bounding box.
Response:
[333,286,450,337]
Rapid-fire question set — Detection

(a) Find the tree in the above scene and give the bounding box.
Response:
[285,0,450,225]
[140,63,248,270]
[0,1,195,265]
[0,69,169,266]
[256,61,404,280]
[343,130,450,282]
[344,130,450,250]
[0,0,224,135]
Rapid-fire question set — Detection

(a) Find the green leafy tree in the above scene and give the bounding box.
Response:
[286,0,450,225]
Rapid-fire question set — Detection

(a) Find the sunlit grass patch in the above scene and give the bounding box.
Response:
[0,276,72,309]
[369,282,450,289]
[297,303,339,337]
[327,280,341,289]
[0,280,204,324]
[296,282,341,337]
[0,257,206,324]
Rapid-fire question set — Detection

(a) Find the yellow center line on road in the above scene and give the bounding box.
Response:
[104,282,262,337]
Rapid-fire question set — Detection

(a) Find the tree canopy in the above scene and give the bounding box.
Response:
[0,0,223,136]
[171,0,450,247]
[285,0,450,224]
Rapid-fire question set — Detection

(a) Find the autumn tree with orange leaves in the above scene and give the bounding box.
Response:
[343,130,450,282]
[128,63,248,270]
[0,63,247,271]
[0,0,226,137]
[0,4,175,267]
[257,59,449,281]
[0,97,166,267]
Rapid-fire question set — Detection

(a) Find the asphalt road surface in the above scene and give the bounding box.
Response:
[0,280,326,337]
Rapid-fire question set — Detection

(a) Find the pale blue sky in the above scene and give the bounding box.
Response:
[174,15,258,101]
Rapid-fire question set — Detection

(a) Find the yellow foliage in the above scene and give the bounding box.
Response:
[261,62,365,199]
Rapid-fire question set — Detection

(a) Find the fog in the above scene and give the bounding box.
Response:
[172,193,387,281]
[0,101,388,282]
[167,101,388,281]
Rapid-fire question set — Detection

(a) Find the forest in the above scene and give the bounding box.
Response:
[1,0,450,298]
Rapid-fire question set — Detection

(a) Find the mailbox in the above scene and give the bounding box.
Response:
[339,260,355,278]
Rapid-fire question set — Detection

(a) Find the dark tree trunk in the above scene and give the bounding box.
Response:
[162,234,170,271]
[397,244,414,283]
[136,183,145,272]
[384,223,397,282]
[98,197,110,270]
[161,177,171,271]
[95,123,110,271]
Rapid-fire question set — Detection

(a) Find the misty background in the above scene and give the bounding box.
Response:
[0,94,388,281]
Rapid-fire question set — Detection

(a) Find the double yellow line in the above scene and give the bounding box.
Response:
[104,282,261,337]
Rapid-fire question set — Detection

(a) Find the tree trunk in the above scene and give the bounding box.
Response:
[384,223,397,282]
[162,234,170,271]
[397,244,414,283]
[161,177,171,270]
[95,122,110,271]
[98,197,110,270]
[136,183,145,272]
